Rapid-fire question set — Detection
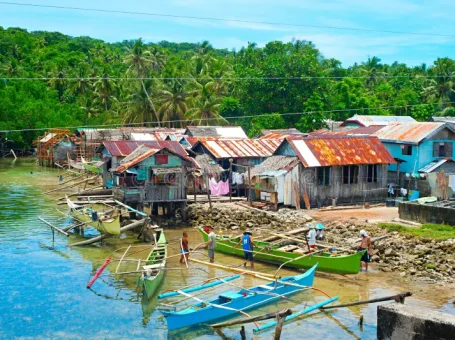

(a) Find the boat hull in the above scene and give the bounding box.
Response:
[199,228,363,275]
[139,230,167,299]
[163,265,317,331]
[68,207,121,235]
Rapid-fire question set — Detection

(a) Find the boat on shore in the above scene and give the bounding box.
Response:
[161,264,317,331]
[199,228,364,274]
[139,229,167,298]
[66,197,121,235]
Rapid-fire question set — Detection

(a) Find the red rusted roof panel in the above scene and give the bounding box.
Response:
[103,140,188,158]
[199,139,281,159]
[286,135,396,167]
[113,148,161,173]
[372,122,445,144]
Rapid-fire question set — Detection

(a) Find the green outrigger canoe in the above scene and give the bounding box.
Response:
[199,228,364,275]
[139,229,167,298]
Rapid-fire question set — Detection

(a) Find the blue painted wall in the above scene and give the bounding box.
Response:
[274,141,296,157]
[384,139,455,174]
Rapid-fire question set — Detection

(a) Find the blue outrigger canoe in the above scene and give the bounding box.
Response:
[161,264,317,331]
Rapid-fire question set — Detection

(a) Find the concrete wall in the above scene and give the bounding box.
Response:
[378,304,455,340]
[398,201,455,225]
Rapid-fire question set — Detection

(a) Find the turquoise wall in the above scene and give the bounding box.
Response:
[275,142,296,156]
[139,154,182,167]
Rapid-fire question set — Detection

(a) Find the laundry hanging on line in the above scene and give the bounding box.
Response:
[210,178,229,196]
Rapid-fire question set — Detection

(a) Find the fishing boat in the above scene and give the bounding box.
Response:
[81,157,103,174]
[199,228,364,274]
[161,264,317,331]
[139,228,167,298]
[66,197,121,235]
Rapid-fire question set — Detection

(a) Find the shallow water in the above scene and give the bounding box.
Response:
[0,159,453,339]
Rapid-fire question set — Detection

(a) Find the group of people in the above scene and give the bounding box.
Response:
[180,222,373,272]
[179,225,256,268]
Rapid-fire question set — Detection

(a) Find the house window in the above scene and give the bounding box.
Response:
[317,167,331,186]
[342,165,359,184]
[433,142,453,157]
[367,164,380,183]
[402,145,412,156]
[155,154,169,165]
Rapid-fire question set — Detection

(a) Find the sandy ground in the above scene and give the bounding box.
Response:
[309,206,399,224]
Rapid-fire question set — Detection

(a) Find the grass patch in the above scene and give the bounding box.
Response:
[378,223,455,240]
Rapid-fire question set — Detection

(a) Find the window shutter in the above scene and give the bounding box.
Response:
[433,142,439,157]
[446,143,453,157]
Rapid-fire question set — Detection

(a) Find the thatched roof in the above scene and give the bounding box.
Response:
[249,156,299,178]
[195,154,225,175]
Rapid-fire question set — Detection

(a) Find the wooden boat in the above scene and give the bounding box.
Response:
[81,157,103,174]
[66,197,121,235]
[139,229,167,298]
[161,264,317,331]
[199,228,364,274]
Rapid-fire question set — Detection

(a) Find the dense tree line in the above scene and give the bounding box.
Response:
[1,26,454,148]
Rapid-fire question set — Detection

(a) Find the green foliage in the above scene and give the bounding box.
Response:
[248,113,287,137]
[1,26,455,149]
[378,223,455,240]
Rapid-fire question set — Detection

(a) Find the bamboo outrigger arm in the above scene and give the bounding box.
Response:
[38,216,69,237]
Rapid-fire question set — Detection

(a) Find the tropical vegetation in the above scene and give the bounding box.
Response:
[1,26,455,148]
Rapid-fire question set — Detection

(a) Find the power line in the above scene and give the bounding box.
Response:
[0,1,454,38]
[0,75,447,81]
[0,102,446,133]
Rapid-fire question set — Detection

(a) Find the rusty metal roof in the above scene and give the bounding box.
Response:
[196,139,281,159]
[283,136,395,167]
[103,140,189,158]
[341,115,416,127]
[372,122,450,144]
[185,126,248,138]
[113,147,161,173]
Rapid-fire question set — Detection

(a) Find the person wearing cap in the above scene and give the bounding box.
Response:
[234,231,256,269]
[357,230,372,271]
[316,224,325,241]
[307,224,317,252]
[200,225,217,263]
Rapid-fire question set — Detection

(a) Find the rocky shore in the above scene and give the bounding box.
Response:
[186,203,455,284]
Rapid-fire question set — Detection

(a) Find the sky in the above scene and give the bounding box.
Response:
[0,0,454,66]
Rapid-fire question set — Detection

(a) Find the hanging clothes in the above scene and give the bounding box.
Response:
[450,175,455,191]
[388,184,394,195]
[210,178,230,196]
[400,188,408,196]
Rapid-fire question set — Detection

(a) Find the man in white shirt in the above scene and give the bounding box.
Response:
[307,224,317,252]
[200,225,217,263]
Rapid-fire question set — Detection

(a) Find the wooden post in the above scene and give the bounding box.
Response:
[207,175,212,213]
[321,292,412,310]
[248,164,252,206]
[193,173,197,203]
[274,312,287,340]
[240,326,246,340]
[229,158,233,203]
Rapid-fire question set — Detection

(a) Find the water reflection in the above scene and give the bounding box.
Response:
[0,159,454,340]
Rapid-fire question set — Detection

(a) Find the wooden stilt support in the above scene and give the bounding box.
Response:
[44,175,98,194]
[274,312,287,340]
[240,326,246,340]
[38,217,69,237]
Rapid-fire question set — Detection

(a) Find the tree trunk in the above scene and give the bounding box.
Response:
[141,80,161,127]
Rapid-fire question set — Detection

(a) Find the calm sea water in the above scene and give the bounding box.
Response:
[0,159,453,339]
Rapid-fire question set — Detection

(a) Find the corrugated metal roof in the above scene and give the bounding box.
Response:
[40,133,56,143]
[185,126,248,138]
[341,115,416,127]
[249,156,299,178]
[197,139,281,159]
[113,147,161,173]
[418,158,453,173]
[285,136,395,167]
[103,140,189,158]
[259,133,289,140]
[130,133,158,141]
[372,122,447,144]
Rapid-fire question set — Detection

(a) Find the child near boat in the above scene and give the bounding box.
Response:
[180,232,189,264]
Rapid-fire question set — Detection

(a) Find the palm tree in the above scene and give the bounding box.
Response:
[1,59,22,77]
[123,38,165,126]
[123,80,156,126]
[158,79,190,127]
[70,63,92,98]
[47,67,67,102]
[422,59,455,108]
[191,40,217,75]
[360,56,386,89]
[186,84,226,126]
[94,74,117,111]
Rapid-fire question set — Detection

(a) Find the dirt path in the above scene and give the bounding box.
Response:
[309,206,399,224]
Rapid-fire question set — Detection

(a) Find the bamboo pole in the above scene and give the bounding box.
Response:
[38,217,69,237]
[212,309,292,328]
[114,199,148,217]
[188,258,278,279]
[261,227,309,242]
[229,159,233,203]
[59,173,86,186]
[70,218,148,246]
[274,251,324,277]
[321,292,412,310]
[44,175,98,194]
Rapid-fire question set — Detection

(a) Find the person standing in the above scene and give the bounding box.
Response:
[180,231,189,264]
[235,231,255,269]
[316,224,325,241]
[357,230,372,272]
[307,224,317,252]
[200,225,217,263]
